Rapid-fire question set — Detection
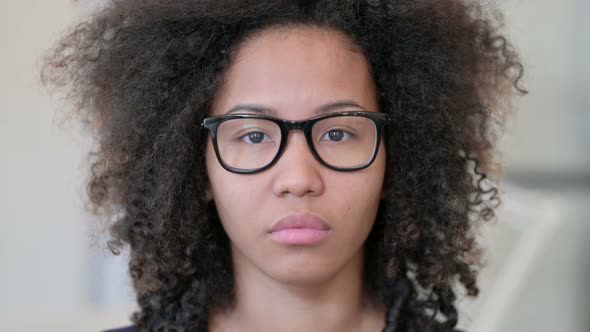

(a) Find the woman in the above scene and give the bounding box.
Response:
[42,0,525,331]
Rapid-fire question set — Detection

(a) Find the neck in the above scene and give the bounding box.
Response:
[209,245,385,332]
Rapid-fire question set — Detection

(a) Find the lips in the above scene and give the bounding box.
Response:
[269,213,331,232]
[268,213,331,245]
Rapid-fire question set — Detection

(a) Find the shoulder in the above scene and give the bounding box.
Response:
[101,326,136,332]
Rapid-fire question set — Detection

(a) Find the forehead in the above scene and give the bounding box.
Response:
[210,26,378,118]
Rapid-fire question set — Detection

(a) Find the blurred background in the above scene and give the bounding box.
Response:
[0,0,588,331]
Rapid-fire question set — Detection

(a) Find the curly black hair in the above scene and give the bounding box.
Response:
[42,0,526,331]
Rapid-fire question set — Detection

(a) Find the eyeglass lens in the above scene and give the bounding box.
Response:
[215,116,378,171]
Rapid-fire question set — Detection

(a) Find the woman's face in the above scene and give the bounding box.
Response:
[206,26,386,285]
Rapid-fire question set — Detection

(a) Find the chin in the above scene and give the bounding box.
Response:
[263,258,343,286]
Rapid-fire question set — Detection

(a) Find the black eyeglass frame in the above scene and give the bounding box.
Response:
[202,111,391,174]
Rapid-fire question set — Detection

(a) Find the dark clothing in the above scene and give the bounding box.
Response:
[102,326,136,332]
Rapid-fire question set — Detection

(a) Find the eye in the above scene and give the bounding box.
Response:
[320,129,353,142]
[239,131,273,144]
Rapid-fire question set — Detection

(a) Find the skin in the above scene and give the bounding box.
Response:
[206,26,387,332]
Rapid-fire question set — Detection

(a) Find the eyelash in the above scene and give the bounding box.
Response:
[238,131,273,144]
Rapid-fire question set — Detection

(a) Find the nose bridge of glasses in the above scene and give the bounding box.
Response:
[278,118,311,145]
[278,119,317,160]
[282,118,309,132]
[282,117,316,145]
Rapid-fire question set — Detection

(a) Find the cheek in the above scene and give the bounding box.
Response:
[209,178,256,250]
[335,153,385,230]
[206,145,264,241]
[206,141,236,228]
[339,152,385,207]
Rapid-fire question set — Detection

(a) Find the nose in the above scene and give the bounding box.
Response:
[271,131,325,198]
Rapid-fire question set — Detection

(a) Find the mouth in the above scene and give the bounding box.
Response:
[268,212,331,245]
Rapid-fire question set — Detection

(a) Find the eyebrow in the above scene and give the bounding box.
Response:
[225,100,368,116]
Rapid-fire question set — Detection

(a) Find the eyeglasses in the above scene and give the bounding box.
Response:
[202,111,390,174]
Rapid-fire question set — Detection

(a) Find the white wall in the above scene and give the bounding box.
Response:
[0,0,133,331]
[500,0,589,174]
[1,0,83,312]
